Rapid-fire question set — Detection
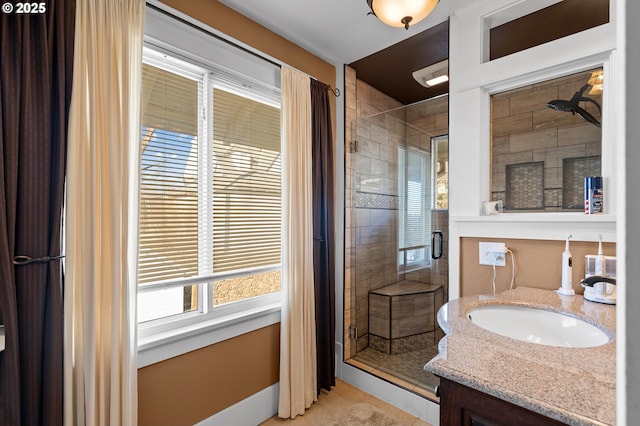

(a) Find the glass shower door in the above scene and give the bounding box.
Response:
[344,94,449,395]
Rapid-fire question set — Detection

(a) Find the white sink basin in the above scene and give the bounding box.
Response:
[467,305,610,348]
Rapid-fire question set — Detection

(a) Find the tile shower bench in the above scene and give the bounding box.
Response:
[368,280,444,354]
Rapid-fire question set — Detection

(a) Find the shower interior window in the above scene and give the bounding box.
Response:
[431,135,449,209]
[398,146,431,273]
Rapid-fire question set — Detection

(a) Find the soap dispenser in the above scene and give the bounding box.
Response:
[558,235,575,296]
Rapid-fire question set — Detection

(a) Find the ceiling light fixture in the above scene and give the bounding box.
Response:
[412,59,448,88]
[587,69,604,95]
[425,74,449,87]
[366,0,440,30]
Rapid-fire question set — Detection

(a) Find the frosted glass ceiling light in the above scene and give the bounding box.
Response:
[412,59,448,88]
[367,0,440,30]
[425,74,448,87]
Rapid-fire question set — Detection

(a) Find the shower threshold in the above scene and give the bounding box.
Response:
[346,346,440,401]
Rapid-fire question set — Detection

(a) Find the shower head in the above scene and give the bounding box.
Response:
[546,84,602,128]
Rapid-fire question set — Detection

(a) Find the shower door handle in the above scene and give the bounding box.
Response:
[431,230,443,260]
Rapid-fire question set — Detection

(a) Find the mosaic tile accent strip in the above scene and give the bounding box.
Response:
[544,188,562,209]
[491,191,506,204]
[356,334,369,352]
[506,162,544,210]
[563,156,601,210]
[391,332,436,354]
[354,192,398,210]
[369,334,390,353]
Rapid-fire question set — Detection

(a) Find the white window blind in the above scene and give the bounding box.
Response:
[139,61,201,286]
[398,146,431,271]
[212,87,281,273]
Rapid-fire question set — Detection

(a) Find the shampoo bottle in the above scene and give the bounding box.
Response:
[558,235,575,296]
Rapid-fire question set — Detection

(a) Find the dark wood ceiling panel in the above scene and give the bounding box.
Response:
[490,0,609,60]
[349,21,449,105]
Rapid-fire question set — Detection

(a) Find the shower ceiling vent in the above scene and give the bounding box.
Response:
[412,59,448,88]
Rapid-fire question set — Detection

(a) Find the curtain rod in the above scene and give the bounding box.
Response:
[281,64,340,97]
[327,86,340,97]
[147,3,340,97]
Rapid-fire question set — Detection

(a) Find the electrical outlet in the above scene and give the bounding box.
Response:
[479,242,506,266]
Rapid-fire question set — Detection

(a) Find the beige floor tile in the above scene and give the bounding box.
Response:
[260,379,434,426]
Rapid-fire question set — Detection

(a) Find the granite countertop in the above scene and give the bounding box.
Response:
[424,287,616,426]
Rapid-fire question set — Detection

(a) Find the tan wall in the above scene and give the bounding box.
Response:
[460,237,615,297]
[139,1,336,424]
[138,324,280,426]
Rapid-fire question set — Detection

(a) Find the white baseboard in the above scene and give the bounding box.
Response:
[194,350,440,426]
[335,342,343,378]
[195,383,279,426]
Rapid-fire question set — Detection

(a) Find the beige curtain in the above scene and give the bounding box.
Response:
[64,0,144,424]
[278,66,317,419]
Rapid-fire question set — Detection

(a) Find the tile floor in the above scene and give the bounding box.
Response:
[352,346,440,392]
[260,379,433,426]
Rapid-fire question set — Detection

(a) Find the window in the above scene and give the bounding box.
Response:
[490,67,603,212]
[137,48,281,329]
[398,146,431,272]
[431,135,449,210]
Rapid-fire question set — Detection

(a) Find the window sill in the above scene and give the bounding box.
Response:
[452,212,616,223]
[137,302,281,368]
[450,212,616,242]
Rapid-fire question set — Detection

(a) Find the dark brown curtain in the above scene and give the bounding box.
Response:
[310,79,336,394]
[0,1,75,424]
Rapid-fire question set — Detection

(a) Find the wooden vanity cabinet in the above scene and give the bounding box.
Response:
[438,377,567,426]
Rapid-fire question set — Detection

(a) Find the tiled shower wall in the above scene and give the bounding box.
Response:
[344,65,449,358]
[491,69,602,211]
[347,68,404,354]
